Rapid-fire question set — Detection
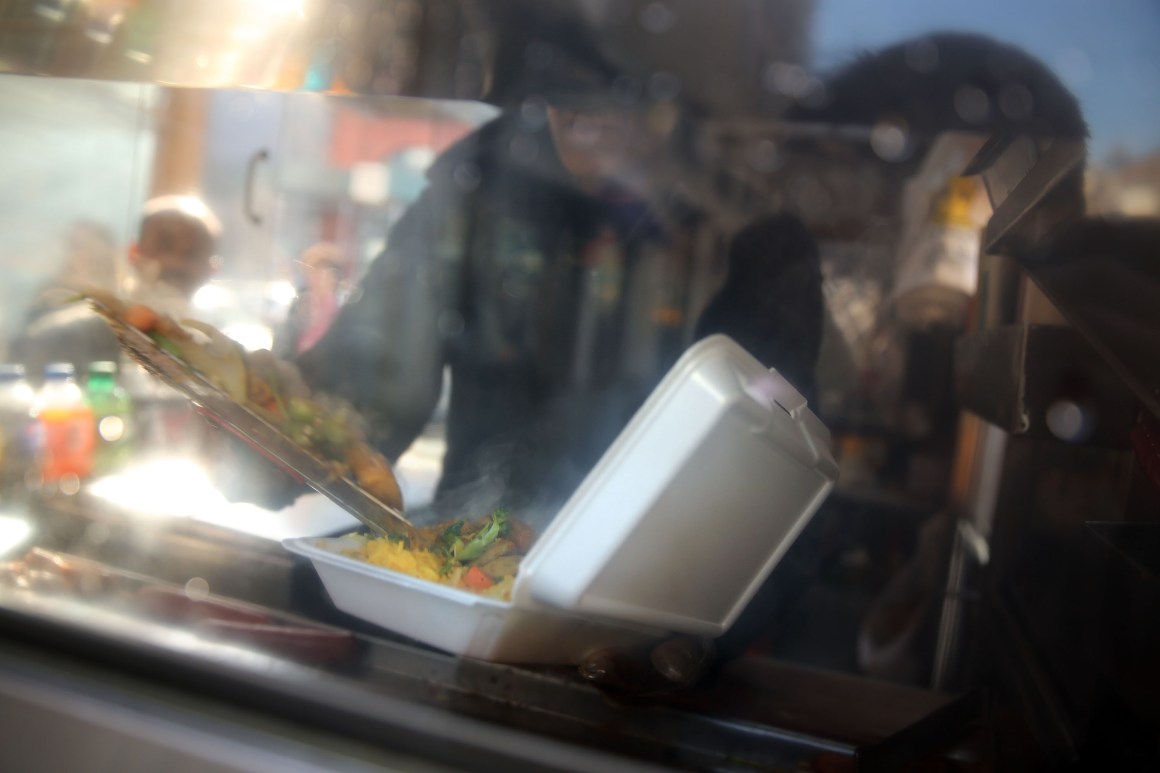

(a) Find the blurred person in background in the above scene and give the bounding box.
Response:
[273,242,351,359]
[10,195,221,383]
[121,194,222,319]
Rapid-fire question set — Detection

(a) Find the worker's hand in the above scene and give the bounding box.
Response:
[577,634,718,695]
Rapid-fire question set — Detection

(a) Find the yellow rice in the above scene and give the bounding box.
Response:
[360,538,444,582]
[347,536,518,601]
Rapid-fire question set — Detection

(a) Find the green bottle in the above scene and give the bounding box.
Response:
[85,361,133,476]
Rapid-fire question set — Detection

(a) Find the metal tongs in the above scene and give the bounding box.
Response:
[199,403,415,539]
[90,296,414,539]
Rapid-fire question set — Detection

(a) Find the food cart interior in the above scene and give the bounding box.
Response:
[0,1,1158,770]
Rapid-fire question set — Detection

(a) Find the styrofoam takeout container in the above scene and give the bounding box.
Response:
[285,335,838,663]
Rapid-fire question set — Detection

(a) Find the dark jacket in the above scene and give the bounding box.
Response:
[298,114,822,522]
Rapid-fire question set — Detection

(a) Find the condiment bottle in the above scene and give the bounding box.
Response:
[33,363,95,486]
[0,364,36,486]
[85,360,134,475]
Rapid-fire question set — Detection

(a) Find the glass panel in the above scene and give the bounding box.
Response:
[0,2,1158,768]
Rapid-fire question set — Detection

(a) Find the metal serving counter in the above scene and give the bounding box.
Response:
[0,492,967,772]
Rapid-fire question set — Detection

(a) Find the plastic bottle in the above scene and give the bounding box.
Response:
[0,364,36,485]
[85,361,133,475]
[33,363,95,485]
[890,133,990,329]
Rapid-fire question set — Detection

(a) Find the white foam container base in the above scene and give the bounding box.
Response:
[285,537,665,663]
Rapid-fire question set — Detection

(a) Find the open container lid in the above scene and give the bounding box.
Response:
[512,335,839,637]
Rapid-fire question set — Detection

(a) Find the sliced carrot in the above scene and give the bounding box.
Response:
[124,304,160,332]
[463,565,493,592]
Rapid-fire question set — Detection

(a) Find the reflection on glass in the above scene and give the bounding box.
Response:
[87,457,219,519]
[0,513,33,555]
[0,4,1157,769]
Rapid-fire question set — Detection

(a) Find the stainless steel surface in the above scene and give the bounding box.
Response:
[0,634,669,773]
[90,299,412,538]
[960,128,1085,255]
[22,496,301,609]
[0,647,451,773]
[0,0,808,114]
[930,525,974,691]
[954,323,1140,446]
[978,431,1152,765]
[965,135,1086,257]
[0,544,872,771]
[1017,219,1160,423]
[1078,521,1160,736]
[0,0,489,99]
[986,590,1080,769]
[856,689,989,772]
[11,497,950,764]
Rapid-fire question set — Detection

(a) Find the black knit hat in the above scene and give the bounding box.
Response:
[484,9,626,109]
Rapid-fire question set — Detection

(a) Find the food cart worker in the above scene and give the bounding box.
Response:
[290,85,824,530]
[223,49,822,690]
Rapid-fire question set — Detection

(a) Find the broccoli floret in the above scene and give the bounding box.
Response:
[453,509,509,564]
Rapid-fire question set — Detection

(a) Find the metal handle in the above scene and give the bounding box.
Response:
[243,149,269,225]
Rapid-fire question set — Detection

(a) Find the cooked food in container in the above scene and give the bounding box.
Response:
[346,508,539,600]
